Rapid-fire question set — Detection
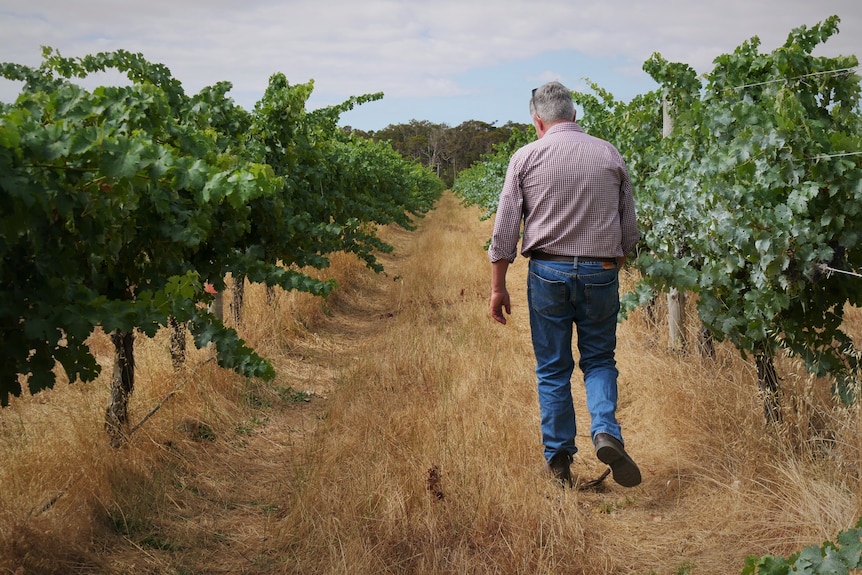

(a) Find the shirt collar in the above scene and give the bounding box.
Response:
[545,121,585,135]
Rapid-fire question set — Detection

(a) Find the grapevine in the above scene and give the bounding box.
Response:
[453,15,862,412]
[0,48,443,426]
[634,15,862,406]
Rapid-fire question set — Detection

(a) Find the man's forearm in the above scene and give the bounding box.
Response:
[491,259,510,292]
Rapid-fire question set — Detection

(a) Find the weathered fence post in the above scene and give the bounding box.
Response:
[663,97,687,352]
[210,291,224,321]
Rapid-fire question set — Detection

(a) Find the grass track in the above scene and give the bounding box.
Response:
[1,192,859,574]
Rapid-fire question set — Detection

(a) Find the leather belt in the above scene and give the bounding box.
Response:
[531,251,616,263]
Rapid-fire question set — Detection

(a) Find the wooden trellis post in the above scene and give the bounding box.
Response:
[663,97,687,352]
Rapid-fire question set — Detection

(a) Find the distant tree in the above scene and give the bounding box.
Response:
[444,120,515,183]
[371,120,447,174]
[349,119,529,187]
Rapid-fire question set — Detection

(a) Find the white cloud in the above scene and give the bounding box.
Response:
[1,0,859,127]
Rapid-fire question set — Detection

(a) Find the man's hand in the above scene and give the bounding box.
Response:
[490,290,511,325]
[489,259,512,325]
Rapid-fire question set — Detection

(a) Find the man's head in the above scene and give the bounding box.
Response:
[529,81,576,137]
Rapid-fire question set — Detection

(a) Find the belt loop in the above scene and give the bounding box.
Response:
[572,256,579,270]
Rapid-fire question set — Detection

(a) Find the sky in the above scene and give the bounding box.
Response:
[1,1,860,132]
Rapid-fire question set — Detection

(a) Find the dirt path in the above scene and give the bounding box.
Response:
[104,229,413,574]
[144,198,636,574]
[96,192,835,575]
[112,194,674,574]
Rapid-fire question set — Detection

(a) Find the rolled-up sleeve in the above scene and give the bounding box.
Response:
[488,154,524,263]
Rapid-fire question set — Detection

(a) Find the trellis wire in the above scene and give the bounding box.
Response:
[818,263,862,279]
[730,66,859,91]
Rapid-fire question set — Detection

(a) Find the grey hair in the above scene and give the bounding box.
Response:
[529,81,574,123]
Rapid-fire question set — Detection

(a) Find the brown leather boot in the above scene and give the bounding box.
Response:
[594,433,641,487]
[547,451,573,487]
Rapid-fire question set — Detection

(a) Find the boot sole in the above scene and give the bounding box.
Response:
[596,440,642,488]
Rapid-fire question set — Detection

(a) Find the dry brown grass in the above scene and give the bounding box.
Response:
[1,191,860,574]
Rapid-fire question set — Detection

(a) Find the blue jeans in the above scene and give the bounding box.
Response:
[527,258,623,462]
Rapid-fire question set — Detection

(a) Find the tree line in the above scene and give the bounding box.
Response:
[346,119,531,188]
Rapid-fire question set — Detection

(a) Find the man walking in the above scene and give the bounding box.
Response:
[488,81,641,488]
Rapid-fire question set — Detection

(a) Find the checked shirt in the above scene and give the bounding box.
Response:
[488,122,639,263]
